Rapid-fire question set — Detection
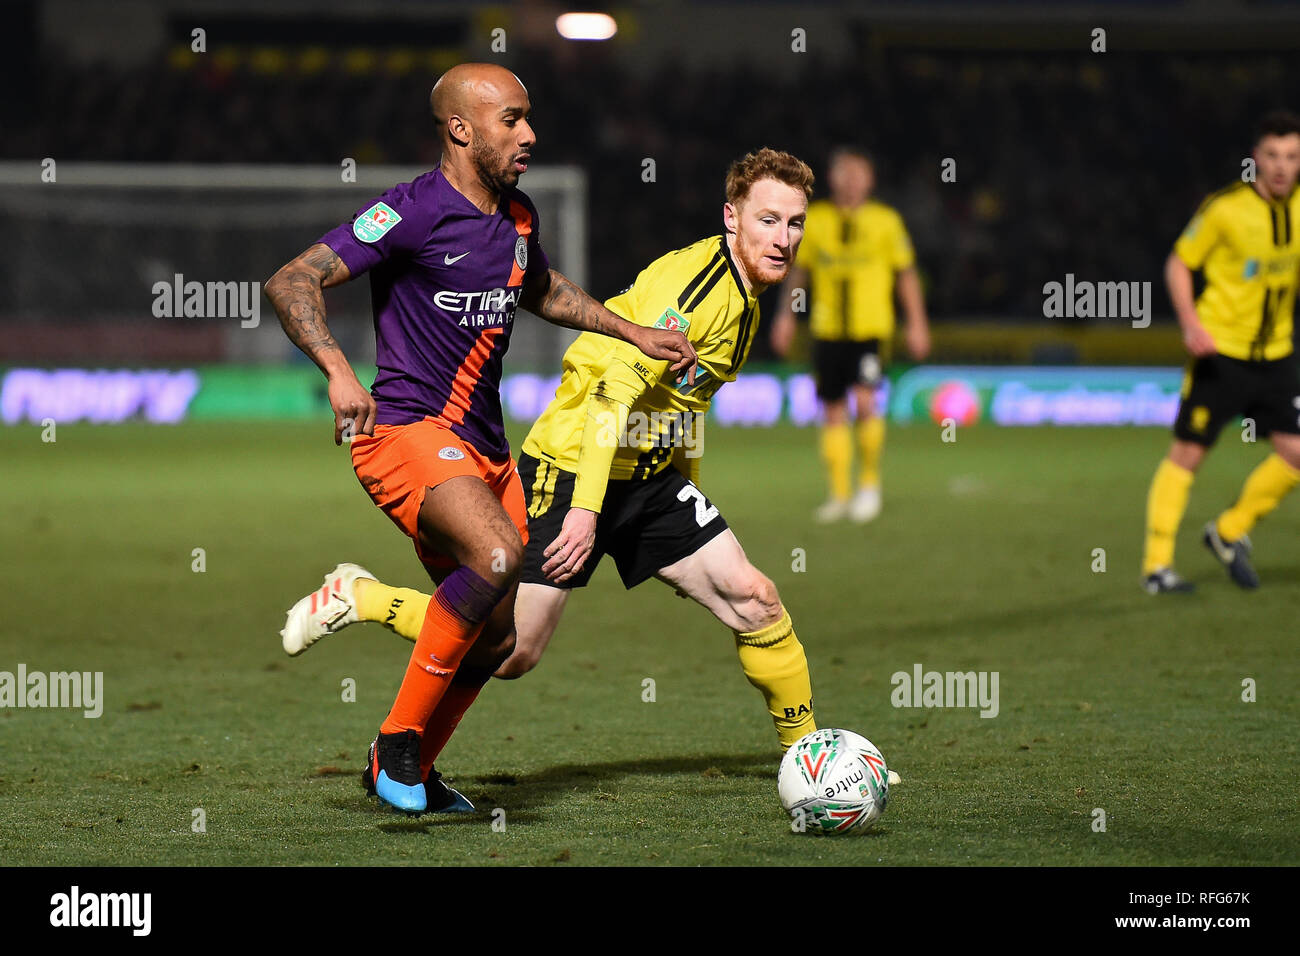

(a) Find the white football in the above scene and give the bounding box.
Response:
[778,728,889,834]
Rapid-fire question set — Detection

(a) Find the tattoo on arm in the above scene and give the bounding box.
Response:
[266,245,347,366]
[303,244,343,284]
[528,270,615,337]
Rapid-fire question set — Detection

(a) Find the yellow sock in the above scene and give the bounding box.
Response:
[1142,458,1194,575]
[354,579,431,641]
[820,423,852,501]
[1216,453,1300,542]
[734,609,815,751]
[856,417,885,488]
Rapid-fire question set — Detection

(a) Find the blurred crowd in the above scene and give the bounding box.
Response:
[11,43,1299,328]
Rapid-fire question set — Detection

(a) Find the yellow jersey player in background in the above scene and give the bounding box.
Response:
[1142,110,1300,593]
[771,147,931,523]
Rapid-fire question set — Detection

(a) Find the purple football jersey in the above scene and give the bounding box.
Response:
[317,168,549,460]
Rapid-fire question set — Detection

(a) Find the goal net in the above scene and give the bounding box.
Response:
[0,162,587,373]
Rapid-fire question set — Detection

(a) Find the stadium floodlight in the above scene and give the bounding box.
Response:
[556,12,617,41]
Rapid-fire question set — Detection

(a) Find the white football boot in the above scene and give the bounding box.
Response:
[815,498,850,523]
[849,485,882,523]
[888,770,902,785]
[280,562,376,657]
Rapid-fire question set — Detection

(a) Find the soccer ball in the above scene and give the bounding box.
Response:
[778,728,889,834]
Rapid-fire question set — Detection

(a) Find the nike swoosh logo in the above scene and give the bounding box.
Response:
[444,252,470,265]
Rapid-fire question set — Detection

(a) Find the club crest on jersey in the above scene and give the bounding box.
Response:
[353,202,402,243]
[514,236,528,271]
[438,446,466,461]
[653,307,691,333]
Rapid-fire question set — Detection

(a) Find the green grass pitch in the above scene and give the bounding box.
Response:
[3,421,1297,866]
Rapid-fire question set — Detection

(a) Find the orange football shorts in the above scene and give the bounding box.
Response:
[350,418,527,572]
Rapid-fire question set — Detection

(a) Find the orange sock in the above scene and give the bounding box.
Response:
[419,664,494,776]
[380,566,505,736]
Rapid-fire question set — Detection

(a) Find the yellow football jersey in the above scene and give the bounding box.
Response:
[1174,181,1300,361]
[522,234,759,512]
[796,198,915,341]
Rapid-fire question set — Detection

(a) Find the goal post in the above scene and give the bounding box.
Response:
[0,162,587,372]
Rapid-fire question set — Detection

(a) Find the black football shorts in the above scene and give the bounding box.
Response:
[812,336,889,402]
[517,453,730,590]
[1172,353,1300,446]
